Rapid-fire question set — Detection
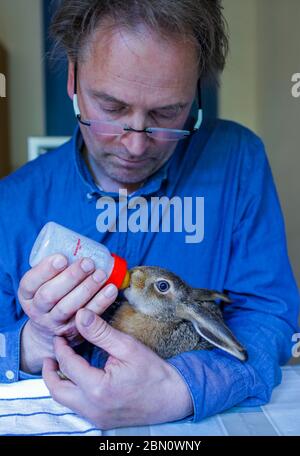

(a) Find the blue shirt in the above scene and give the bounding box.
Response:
[0,119,299,424]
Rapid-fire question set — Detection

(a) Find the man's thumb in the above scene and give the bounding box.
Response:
[76,308,133,360]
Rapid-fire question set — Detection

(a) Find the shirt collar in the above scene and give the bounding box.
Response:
[72,126,185,200]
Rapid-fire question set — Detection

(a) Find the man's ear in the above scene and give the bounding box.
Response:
[67,59,75,101]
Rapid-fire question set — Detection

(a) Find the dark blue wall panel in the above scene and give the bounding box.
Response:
[43,0,76,136]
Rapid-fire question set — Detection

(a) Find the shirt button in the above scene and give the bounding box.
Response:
[5,370,15,380]
[86,193,93,200]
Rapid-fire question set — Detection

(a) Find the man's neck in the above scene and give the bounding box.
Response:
[82,146,145,194]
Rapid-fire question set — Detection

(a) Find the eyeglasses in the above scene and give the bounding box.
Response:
[73,63,203,142]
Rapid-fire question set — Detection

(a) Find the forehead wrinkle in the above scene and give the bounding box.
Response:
[86,70,194,108]
[101,67,191,90]
[87,25,198,91]
[90,90,189,111]
[84,55,191,92]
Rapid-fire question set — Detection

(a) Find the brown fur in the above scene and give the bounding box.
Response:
[112,302,209,358]
[110,266,248,361]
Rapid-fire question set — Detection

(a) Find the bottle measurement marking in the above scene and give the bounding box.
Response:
[73,238,82,256]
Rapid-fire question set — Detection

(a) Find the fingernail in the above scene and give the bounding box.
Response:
[81,258,94,273]
[92,269,107,283]
[53,256,68,270]
[79,309,95,327]
[103,284,118,298]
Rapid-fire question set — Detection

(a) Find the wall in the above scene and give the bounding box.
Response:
[256,0,300,289]
[0,0,45,170]
[220,0,300,287]
[220,0,259,132]
[0,42,11,177]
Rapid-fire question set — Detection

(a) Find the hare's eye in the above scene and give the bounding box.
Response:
[155,280,170,293]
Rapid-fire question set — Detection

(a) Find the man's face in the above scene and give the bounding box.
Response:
[67,24,199,191]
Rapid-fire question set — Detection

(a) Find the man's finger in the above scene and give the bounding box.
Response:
[43,358,85,412]
[19,254,68,301]
[76,309,140,361]
[53,337,104,389]
[33,258,95,315]
[85,283,118,315]
[49,268,108,323]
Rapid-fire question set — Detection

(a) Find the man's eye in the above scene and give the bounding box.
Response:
[153,112,176,119]
[102,106,125,114]
[152,109,181,120]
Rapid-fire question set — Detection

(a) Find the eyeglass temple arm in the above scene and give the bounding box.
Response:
[73,62,80,117]
[194,79,203,130]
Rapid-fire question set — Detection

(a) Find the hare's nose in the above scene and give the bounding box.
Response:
[130,269,146,289]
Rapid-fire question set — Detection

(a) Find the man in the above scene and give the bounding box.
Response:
[0,0,299,430]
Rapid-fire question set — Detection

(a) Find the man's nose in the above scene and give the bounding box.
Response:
[119,113,150,156]
[120,129,150,157]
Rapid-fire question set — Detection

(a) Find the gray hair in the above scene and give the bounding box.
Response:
[50,0,229,79]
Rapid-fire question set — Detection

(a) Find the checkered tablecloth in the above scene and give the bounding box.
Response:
[0,365,299,436]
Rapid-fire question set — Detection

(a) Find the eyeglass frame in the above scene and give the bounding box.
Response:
[72,62,203,140]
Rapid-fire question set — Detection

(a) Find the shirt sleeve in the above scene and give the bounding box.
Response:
[0,266,93,382]
[0,306,32,383]
[0,236,43,382]
[167,132,300,422]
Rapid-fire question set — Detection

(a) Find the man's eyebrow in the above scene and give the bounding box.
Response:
[90,90,189,111]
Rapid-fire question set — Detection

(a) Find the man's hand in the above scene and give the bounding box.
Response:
[43,309,194,430]
[18,254,118,374]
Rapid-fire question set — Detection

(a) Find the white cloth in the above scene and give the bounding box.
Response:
[0,379,102,436]
[0,366,300,436]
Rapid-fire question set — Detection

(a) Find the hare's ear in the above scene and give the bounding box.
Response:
[193,288,232,304]
[182,303,248,362]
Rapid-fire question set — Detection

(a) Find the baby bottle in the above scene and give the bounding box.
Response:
[29,221,131,289]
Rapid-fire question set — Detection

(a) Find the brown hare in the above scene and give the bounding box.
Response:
[111,266,248,361]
